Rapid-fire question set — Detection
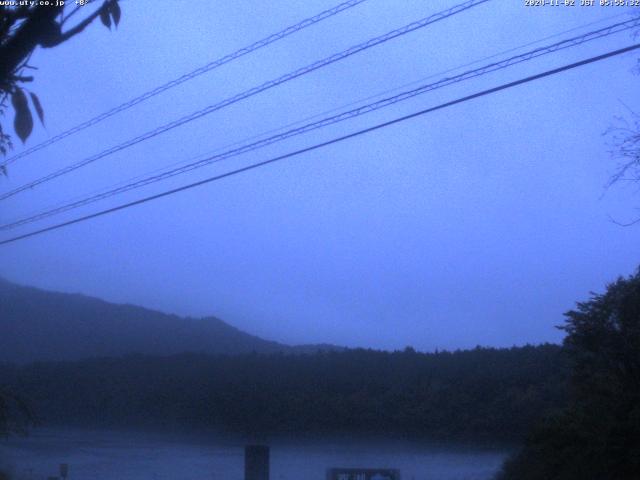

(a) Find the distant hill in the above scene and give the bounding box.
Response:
[0,277,339,363]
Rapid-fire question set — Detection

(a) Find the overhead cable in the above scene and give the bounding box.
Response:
[0,0,370,168]
[2,17,637,231]
[1,42,637,246]
[0,0,490,200]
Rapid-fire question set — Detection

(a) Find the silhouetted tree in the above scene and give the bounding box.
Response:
[606,23,640,225]
[0,387,34,437]
[0,0,121,163]
[497,268,640,480]
[0,1,122,440]
[607,110,640,225]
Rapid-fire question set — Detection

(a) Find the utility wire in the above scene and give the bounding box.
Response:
[20,3,621,226]
[2,17,637,231]
[0,0,370,168]
[1,43,638,247]
[2,12,625,228]
[0,0,490,201]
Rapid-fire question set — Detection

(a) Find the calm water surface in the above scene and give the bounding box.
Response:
[0,428,509,480]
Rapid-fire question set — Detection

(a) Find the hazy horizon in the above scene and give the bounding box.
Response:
[1,0,639,351]
[0,265,630,354]
[0,273,568,351]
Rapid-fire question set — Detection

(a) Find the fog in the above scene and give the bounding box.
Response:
[1,429,508,480]
[1,1,639,479]
[1,0,639,351]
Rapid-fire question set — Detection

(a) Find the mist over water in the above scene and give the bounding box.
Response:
[1,0,639,478]
[0,429,508,480]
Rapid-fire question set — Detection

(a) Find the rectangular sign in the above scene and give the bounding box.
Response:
[327,468,400,480]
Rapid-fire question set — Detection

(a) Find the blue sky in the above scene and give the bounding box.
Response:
[1,0,639,350]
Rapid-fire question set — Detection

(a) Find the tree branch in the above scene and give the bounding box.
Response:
[47,1,109,47]
[60,5,83,27]
[0,6,62,80]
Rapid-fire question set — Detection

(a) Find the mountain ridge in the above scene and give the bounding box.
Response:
[0,278,341,363]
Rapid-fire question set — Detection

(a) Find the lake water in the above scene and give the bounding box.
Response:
[0,428,509,480]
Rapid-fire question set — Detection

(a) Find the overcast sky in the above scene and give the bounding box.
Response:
[1,0,639,351]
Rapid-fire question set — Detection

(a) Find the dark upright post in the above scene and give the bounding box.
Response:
[245,445,270,480]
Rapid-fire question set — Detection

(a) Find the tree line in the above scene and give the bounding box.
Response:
[498,268,640,480]
[0,344,566,442]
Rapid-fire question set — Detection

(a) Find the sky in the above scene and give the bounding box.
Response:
[1,0,639,351]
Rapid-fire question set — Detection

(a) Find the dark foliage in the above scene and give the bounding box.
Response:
[0,387,35,437]
[0,0,120,153]
[497,268,640,480]
[0,344,566,442]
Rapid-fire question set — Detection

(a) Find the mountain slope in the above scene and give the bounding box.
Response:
[0,278,330,363]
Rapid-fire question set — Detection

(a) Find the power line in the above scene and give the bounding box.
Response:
[2,13,624,229]
[0,0,490,201]
[2,17,637,231]
[0,0,370,168]
[1,42,637,247]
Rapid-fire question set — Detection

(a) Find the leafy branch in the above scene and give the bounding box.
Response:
[0,0,121,159]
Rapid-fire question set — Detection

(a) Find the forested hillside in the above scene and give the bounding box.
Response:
[0,345,566,442]
[0,278,335,362]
